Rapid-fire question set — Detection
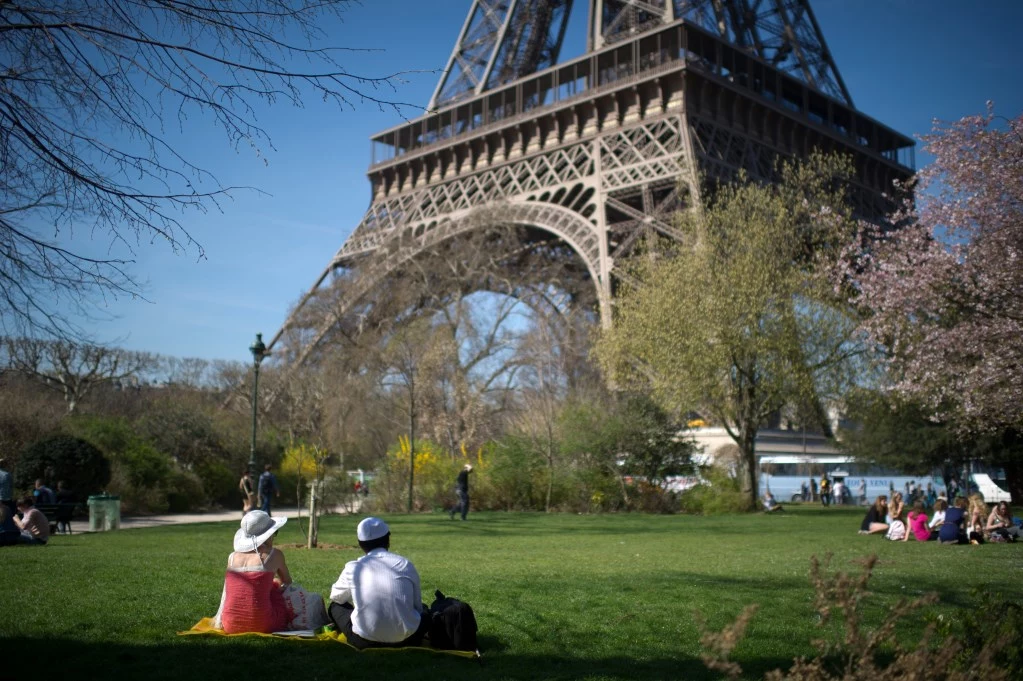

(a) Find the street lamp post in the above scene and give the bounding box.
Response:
[248,333,268,476]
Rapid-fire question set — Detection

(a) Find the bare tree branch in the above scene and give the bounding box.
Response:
[0,0,424,339]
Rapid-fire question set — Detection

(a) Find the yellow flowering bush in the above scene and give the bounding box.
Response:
[280,442,329,482]
[373,438,485,512]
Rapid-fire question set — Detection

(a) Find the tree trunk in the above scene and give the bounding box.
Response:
[307,481,319,549]
[407,408,416,513]
[615,467,631,510]
[1002,457,1023,505]
[739,429,758,511]
[545,447,554,513]
[65,386,78,414]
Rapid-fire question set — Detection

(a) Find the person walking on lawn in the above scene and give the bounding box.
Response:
[258,464,280,514]
[450,464,473,521]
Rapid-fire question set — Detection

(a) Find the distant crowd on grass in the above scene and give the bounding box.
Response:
[760,473,1022,545]
[858,491,1021,544]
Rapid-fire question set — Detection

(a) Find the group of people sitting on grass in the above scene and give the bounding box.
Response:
[858,492,1020,544]
[211,511,474,651]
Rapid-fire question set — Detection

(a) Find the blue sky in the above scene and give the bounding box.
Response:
[64,0,1023,362]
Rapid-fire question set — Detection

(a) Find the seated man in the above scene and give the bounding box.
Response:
[34,479,55,505]
[762,491,783,512]
[14,496,49,545]
[328,517,430,649]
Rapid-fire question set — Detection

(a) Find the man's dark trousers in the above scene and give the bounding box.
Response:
[453,489,469,520]
[327,602,430,649]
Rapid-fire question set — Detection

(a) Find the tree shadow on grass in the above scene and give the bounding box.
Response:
[0,635,799,681]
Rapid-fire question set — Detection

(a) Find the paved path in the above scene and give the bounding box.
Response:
[117,502,362,530]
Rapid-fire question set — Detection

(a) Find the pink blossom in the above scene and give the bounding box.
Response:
[847,107,1023,432]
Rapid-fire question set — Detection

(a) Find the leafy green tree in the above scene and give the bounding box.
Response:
[482,436,547,510]
[135,400,230,469]
[16,435,110,496]
[840,388,1023,497]
[69,416,171,489]
[559,395,696,508]
[596,154,864,509]
[838,389,965,481]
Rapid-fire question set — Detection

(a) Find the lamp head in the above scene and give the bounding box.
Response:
[249,332,267,363]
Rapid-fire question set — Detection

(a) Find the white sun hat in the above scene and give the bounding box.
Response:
[233,510,287,553]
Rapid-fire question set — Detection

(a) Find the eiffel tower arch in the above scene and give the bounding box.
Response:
[269,0,914,362]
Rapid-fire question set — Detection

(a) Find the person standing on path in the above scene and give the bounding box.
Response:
[239,469,256,514]
[450,464,473,521]
[258,464,280,514]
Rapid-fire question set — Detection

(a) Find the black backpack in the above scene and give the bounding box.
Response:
[428,590,479,652]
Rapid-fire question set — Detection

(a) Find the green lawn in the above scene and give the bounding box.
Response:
[1,506,1018,680]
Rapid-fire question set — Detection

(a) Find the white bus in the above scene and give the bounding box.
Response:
[758,455,1011,504]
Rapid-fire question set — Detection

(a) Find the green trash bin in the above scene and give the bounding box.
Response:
[87,495,121,531]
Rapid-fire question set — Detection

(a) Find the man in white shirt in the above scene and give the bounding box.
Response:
[328,517,430,648]
[832,480,845,506]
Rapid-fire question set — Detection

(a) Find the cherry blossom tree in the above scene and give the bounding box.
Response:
[849,105,1023,499]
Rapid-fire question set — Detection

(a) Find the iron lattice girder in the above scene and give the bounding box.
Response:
[431,0,573,110]
[347,114,687,261]
[663,0,851,105]
[434,0,849,111]
[281,201,607,367]
[270,15,912,360]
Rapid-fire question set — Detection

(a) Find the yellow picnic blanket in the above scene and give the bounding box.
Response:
[178,618,478,658]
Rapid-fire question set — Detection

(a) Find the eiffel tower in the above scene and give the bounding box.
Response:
[268,0,914,361]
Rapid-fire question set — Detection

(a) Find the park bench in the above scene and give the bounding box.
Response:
[33,503,78,535]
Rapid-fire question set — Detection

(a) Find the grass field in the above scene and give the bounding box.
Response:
[1,505,1019,680]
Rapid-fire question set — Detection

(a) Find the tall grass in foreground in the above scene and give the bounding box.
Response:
[0,506,1019,680]
[700,554,1021,680]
